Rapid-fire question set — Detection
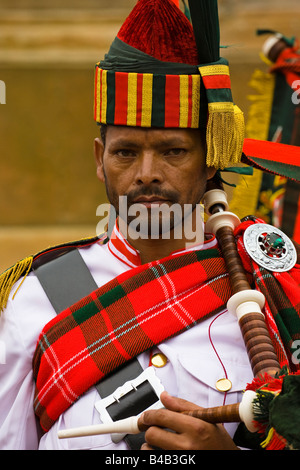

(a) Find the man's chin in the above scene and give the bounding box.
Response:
[119,214,180,241]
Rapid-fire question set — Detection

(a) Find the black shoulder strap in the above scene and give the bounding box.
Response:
[34,249,98,313]
[33,248,145,449]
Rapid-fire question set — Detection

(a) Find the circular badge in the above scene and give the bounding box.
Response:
[243,223,297,272]
[215,378,232,392]
[151,353,168,368]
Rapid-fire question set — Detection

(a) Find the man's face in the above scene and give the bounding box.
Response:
[94,125,215,238]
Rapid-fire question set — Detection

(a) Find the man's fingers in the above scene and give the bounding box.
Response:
[159,391,203,413]
[140,406,203,435]
[140,442,154,450]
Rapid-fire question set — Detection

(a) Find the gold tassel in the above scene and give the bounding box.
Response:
[0,256,33,313]
[261,427,275,449]
[0,233,103,315]
[205,102,245,170]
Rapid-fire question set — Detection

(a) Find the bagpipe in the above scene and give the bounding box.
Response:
[57,142,300,450]
[57,0,300,449]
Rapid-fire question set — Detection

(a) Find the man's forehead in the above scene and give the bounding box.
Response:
[106,125,203,145]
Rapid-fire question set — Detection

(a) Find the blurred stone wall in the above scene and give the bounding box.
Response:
[0,0,299,270]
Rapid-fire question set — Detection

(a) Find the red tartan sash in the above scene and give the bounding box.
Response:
[33,221,300,432]
[33,246,230,431]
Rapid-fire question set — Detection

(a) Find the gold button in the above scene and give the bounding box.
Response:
[215,378,232,392]
[151,353,168,368]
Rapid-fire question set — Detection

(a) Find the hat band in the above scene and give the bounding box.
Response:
[94,61,245,169]
[94,61,234,129]
[94,66,206,128]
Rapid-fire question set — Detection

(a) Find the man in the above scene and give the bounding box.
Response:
[0,0,299,451]
[94,125,216,262]
[0,124,247,451]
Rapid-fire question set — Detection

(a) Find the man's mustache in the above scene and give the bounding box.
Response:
[125,186,180,205]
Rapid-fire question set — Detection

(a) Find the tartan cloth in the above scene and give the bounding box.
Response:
[33,220,300,432]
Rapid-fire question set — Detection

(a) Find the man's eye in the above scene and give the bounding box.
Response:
[116,149,136,157]
[164,148,186,156]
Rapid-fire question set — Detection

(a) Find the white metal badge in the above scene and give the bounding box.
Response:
[243,223,297,272]
[94,367,164,443]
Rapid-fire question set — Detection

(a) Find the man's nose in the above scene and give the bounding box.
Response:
[135,152,163,185]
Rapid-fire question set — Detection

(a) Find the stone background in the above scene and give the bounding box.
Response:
[0,0,299,271]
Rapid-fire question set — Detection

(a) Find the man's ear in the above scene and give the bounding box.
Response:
[94,137,105,182]
[206,166,217,181]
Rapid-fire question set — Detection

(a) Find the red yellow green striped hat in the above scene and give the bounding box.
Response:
[94,0,245,170]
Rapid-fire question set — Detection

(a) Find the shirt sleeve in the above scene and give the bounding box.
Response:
[0,296,40,449]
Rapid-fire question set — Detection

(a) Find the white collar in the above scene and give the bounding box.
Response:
[107,219,217,268]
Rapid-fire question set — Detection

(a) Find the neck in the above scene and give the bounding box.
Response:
[118,208,204,264]
[128,236,188,264]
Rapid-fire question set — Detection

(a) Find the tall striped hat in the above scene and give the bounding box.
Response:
[94,0,245,169]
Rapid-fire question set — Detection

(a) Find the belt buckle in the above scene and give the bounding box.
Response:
[95,366,164,443]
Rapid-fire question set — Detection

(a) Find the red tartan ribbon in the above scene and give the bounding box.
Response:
[33,246,230,431]
[33,221,300,432]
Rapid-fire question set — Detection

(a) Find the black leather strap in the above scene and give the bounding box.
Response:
[34,248,146,449]
[34,249,98,313]
[95,359,147,450]
[94,358,144,399]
